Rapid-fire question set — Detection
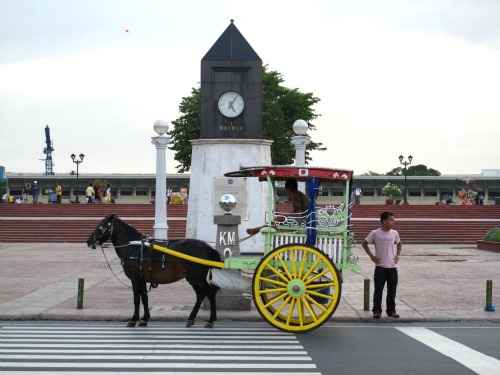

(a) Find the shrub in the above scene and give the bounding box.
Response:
[382,183,402,198]
[483,228,500,243]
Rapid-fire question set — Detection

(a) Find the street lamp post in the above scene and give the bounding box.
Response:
[70,153,85,203]
[399,154,413,205]
[291,119,311,192]
[152,120,170,240]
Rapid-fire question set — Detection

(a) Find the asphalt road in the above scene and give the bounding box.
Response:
[0,321,499,374]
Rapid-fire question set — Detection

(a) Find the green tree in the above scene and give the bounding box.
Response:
[0,180,6,197]
[360,170,382,176]
[168,67,324,172]
[386,164,441,176]
[169,88,201,173]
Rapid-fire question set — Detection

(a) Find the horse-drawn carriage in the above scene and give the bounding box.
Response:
[88,165,357,333]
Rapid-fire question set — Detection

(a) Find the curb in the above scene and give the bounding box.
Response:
[1,314,499,324]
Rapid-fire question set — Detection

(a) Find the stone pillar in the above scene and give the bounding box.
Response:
[152,121,170,240]
[291,119,311,193]
[212,210,250,310]
[214,213,241,259]
[291,136,309,167]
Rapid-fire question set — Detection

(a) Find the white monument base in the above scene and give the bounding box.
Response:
[187,139,272,254]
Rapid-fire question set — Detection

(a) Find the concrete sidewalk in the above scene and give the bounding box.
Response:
[0,243,499,322]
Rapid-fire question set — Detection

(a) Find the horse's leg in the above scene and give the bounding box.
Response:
[138,279,150,327]
[127,280,140,327]
[205,285,218,328]
[186,284,205,327]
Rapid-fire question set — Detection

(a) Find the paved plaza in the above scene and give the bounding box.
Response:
[0,243,498,322]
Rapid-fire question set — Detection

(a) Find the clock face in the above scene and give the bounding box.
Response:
[218,91,245,118]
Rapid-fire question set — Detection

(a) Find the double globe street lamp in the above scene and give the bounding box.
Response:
[70,153,85,203]
[399,154,413,205]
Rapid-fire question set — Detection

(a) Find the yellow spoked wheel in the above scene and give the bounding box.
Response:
[253,244,341,333]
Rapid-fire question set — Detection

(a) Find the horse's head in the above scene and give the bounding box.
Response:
[87,214,116,249]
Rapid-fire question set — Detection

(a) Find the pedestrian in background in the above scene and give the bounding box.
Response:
[354,186,362,205]
[361,211,402,319]
[85,183,95,204]
[31,181,39,204]
[22,183,29,203]
[104,184,112,203]
[55,183,62,204]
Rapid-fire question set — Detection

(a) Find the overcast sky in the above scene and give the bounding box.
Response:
[1,0,499,175]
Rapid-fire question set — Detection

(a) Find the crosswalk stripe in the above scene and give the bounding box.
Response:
[0,349,308,354]
[0,372,322,375]
[396,327,500,375]
[2,325,281,331]
[0,354,313,361]
[0,343,304,349]
[0,334,294,339]
[0,338,300,344]
[0,362,317,369]
[2,328,293,338]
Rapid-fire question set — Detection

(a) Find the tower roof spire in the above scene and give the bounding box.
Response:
[202,21,260,61]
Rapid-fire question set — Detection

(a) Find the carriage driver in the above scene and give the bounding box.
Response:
[246,178,308,236]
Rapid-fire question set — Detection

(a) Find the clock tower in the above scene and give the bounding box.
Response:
[200,20,262,139]
[187,21,272,254]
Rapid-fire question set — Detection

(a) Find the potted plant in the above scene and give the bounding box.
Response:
[382,183,402,205]
[477,227,500,253]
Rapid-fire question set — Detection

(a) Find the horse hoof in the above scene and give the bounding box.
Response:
[205,322,214,329]
[126,320,137,328]
[185,320,194,328]
[138,320,148,327]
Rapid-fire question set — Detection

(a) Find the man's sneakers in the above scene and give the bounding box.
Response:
[373,313,381,319]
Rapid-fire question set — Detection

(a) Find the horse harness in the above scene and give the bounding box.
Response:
[99,220,167,290]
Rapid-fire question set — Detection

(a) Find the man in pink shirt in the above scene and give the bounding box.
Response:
[362,211,402,319]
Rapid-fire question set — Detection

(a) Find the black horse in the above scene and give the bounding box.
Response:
[86,214,220,328]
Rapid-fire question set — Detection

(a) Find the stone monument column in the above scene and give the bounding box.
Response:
[187,21,272,253]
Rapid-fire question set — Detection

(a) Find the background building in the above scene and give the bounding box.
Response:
[4,171,500,205]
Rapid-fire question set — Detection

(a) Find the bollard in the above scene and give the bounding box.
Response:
[77,278,84,309]
[485,280,496,312]
[363,279,370,311]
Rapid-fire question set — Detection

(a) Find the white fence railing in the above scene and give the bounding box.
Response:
[271,232,344,266]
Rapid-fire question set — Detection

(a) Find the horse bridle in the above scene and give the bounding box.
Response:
[94,218,133,289]
[90,220,114,249]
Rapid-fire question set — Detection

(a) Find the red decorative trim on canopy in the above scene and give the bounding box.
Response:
[224,166,353,182]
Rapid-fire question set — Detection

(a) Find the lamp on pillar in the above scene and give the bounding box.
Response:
[291,119,311,192]
[152,120,170,240]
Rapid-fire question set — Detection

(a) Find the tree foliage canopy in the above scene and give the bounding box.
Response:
[168,67,324,172]
[386,164,441,176]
